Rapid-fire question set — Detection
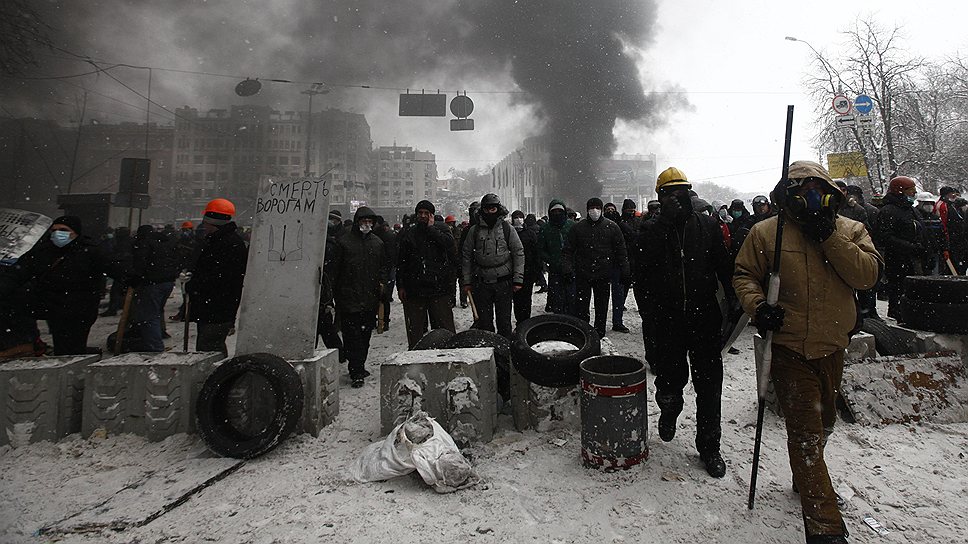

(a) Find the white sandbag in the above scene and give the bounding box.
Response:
[348,411,479,493]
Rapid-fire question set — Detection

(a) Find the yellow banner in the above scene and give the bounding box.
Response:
[826,152,868,179]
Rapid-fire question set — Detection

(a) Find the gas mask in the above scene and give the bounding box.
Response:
[51,231,73,247]
[788,188,834,222]
[920,203,934,214]
[587,208,602,221]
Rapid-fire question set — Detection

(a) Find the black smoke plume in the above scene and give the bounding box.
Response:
[6,1,673,201]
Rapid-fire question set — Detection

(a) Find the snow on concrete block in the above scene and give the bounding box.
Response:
[290,348,340,437]
[82,352,224,440]
[846,332,877,362]
[841,351,968,425]
[380,348,496,445]
[0,354,100,447]
[509,365,579,432]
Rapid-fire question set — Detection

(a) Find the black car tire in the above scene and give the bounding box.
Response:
[511,314,601,387]
[410,328,455,350]
[903,275,968,304]
[898,296,968,334]
[195,353,304,459]
[444,329,511,371]
[860,317,915,356]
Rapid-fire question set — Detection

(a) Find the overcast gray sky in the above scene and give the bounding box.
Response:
[6,0,967,196]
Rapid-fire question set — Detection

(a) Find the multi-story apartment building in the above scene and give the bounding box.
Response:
[491,137,557,216]
[371,146,438,208]
[170,105,372,222]
[492,137,656,215]
[0,117,173,221]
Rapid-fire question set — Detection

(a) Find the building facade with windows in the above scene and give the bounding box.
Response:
[371,146,438,209]
[171,105,372,222]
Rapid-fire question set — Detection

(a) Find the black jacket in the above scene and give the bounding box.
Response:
[1,235,109,323]
[186,223,248,324]
[634,212,733,330]
[396,222,456,298]
[514,224,541,283]
[562,217,629,281]
[874,193,926,273]
[131,231,181,285]
[618,214,640,270]
[331,224,387,314]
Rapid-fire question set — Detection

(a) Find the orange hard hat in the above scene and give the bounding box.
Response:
[181,221,194,229]
[204,198,236,217]
[445,215,456,223]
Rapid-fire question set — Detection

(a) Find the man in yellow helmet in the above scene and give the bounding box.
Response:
[633,167,735,478]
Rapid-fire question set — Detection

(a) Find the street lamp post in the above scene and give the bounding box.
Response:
[301,83,330,177]
[784,36,844,93]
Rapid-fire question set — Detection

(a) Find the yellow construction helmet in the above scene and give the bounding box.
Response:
[656,167,690,192]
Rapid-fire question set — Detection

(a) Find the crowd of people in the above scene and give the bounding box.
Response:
[2,162,966,544]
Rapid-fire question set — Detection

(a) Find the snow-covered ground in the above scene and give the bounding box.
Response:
[1,289,966,543]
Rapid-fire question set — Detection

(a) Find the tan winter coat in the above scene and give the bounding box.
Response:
[733,215,882,359]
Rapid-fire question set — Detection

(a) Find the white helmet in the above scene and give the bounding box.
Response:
[915,191,936,203]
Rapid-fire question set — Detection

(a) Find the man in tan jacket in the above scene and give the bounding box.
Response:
[734,161,881,544]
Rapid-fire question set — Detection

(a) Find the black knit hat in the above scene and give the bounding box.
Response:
[940,186,959,199]
[51,215,83,235]
[586,197,604,210]
[329,209,342,221]
[511,209,525,219]
[622,198,636,211]
[415,200,435,214]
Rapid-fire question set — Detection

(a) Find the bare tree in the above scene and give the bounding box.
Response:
[802,17,925,193]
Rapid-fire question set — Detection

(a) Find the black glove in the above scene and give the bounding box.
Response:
[801,211,835,242]
[755,302,785,332]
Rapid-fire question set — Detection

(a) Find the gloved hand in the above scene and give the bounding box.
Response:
[178,271,192,284]
[801,211,835,242]
[755,302,785,332]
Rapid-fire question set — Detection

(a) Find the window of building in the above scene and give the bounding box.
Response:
[291,156,300,165]
[193,172,203,181]
[279,156,289,165]
[194,155,204,164]
[206,172,216,181]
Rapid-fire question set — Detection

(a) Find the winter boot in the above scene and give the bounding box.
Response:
[700,451,727,478]
[655,392,683,442]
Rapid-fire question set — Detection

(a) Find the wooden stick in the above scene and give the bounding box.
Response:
[467,289,479,322]
[114,287,135,355]
[946,257,959,276]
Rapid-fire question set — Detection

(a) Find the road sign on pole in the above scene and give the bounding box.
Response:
[832,95,852,115]
[854,94,874,115]
[835,114,857,128]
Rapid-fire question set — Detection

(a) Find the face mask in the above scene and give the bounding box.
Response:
[105,233,114,240]
[905,195,916,205]
[730,210,741,219]
[359,223,372,234]
[51,231,72,247]
[512,217,524,227]
[481,211,499,227]
[587,208,602,221]
[675,193,693,214]
[549,211,566,226]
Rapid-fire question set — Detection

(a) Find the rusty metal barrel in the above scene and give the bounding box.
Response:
[579,355,648,470]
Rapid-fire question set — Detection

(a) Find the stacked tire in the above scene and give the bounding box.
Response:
[511,314,601,387]
[898,276,968,334]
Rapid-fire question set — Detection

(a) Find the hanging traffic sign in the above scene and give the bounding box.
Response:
[832,95,851,115]
[835,114,857,128]
[854,94,873,115]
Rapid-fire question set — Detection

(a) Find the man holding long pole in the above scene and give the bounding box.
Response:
[734,160,881,544]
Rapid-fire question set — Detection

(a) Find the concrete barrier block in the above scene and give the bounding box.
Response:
[846,332,877,362]
[0,354,100,447]
[380,348,496,445]
[82,352,223,440]
[290,348,340,437]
